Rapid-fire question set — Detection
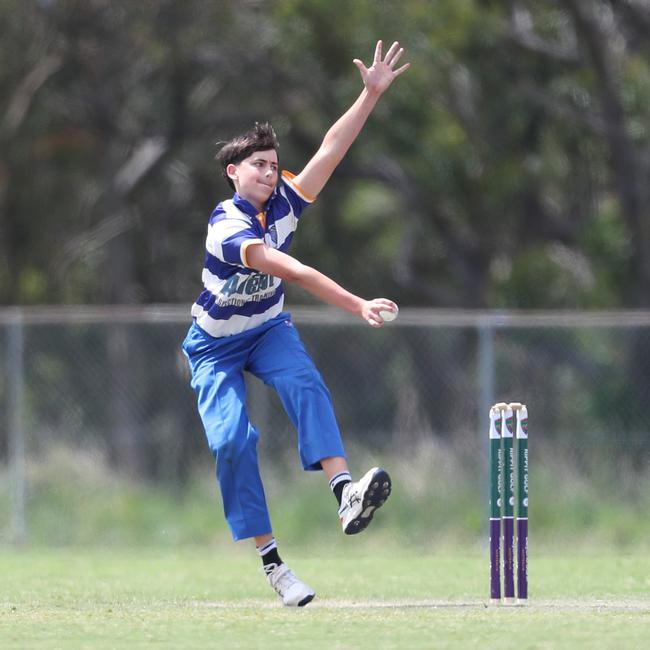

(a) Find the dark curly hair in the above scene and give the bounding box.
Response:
[216,122,280,191]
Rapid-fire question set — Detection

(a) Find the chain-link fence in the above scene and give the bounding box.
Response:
[2,306,650,544]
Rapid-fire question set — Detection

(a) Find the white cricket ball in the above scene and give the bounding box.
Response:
[379,305,398,322]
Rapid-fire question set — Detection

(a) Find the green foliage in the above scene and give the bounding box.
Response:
[2,1,650,308]
[581,197,634,306]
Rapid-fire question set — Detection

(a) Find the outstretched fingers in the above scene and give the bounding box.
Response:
[383,41,401,66]
[379,40,410,78]
[384,42,410,77]
[352,58,367,75]
[393,61,411,77]
[355,39,410,91]
[373,39,383,64]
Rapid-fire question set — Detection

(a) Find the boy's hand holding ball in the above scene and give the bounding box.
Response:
[363,299,398,327]
[379,305,398,322]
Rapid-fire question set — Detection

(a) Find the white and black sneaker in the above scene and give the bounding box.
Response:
[338,467,392,535]
[266,563,315,607]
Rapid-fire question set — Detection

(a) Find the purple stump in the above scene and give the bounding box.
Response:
[490,518,501,601]
[503,517,515,602]
[517,518,528,600]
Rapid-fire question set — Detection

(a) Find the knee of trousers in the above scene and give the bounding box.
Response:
[208,422,260,463]
[276,366,331,396]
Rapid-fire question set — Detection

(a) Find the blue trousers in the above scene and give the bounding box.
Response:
[182,313,346,541]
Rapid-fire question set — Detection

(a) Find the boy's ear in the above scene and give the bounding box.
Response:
[226,163,238,183]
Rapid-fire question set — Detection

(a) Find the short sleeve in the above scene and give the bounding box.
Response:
[207,207,263,268]
[280,171,314,220]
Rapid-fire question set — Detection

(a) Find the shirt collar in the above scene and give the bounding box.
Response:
[232,190,276,218]
[232,193,260,217]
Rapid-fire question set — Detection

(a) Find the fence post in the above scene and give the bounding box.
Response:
[7,313,26,545]
[477,317,496,540]
[478,317,496,436]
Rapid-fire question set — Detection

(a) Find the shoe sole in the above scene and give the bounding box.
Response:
[344,468,392,535]
[297,593,315,607]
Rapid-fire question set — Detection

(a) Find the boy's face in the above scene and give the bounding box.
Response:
[227,149,279,210]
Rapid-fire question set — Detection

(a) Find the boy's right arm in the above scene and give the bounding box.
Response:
[290,40,409,200]
[246,243,396,327]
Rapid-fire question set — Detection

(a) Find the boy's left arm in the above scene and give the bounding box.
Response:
[291,40,409,200]
[245,243,397,327]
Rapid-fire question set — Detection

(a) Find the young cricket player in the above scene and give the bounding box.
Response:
[182,40,409,606]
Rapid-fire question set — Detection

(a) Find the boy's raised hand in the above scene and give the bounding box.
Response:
[353,40,410,96]
[290,39,409,199]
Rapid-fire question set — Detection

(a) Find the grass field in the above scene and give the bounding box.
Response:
[2,445,650,648]
[1,546,649,649]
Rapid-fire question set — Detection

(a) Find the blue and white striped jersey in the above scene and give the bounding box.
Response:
[191,171,313,337]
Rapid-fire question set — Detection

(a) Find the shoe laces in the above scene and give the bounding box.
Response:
[268,564,299,594]
[263,562,279,577]
[341,482,361,510]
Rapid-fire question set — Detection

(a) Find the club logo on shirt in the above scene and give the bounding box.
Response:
[265,224,278,247]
